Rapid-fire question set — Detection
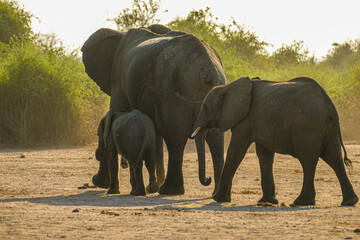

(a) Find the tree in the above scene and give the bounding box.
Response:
[108,0,161,31]
[219,18,268,61]
[323,40,360,68]
[272,40,311,67]
[0,0,33,43]
[168,8,268,61]
[168,7,220,43]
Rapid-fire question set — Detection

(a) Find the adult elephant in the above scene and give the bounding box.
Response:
[81,25,226,195]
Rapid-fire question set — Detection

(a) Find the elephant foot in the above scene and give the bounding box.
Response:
[146,182,159,194]
[130,189,146,196]
[158,181,185,195]
[341,194,359,206]
[293,196,315,206]
[156,173,166,186]
[212,191,231,202]
[120,158,129,169]
[107,188,120,194]
[258,196,278,205]
[212,184,220,197]
[92,174,110,189]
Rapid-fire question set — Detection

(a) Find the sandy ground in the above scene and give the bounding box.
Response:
[1,141,360,239]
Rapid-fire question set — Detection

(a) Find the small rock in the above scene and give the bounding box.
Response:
[280,202,288,208]
[77,183,96,189]
[354,228,360,233]
[20,154,25,158]
[72,208,80,213]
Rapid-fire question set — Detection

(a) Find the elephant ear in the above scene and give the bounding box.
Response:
[147,24,171,34]
[81,28,123,96]
[219,77,252,132]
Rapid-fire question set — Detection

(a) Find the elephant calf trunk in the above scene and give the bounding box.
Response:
[195,129,212,186]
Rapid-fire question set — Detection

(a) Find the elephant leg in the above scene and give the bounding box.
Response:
[155,135,165,185]
[92,157,110,189]
[213,131,251,202]
[158,136,187,195]
[293,157,318,205]
[106,144,120,194]
[256,143,277,204]
[320,137,358,206]
[205,129,225,195]
[129,165,136,195]
[130,159,146,196]
[145,149,159,193]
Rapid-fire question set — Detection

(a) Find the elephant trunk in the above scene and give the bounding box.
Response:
[195,129,211,186]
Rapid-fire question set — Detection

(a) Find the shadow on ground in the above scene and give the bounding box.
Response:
[0,189,337,213]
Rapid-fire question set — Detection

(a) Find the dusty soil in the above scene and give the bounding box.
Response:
[1,142,360,239]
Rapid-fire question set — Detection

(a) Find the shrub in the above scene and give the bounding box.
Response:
[0,37,108,147]
[0,0,33,43]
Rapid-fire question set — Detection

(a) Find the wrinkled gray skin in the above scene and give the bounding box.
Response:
[94,109,159,196]
[82,25,226,195]
[192,77,359,206]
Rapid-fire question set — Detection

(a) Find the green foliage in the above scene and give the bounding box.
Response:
[168,8,220,43]
[219,18,268,61]
[168,8,268,61]
[323,40,360,68]
[0,0,33,43]
[0,35,108,147]
[108,0,161,31]
[271,40,314,67]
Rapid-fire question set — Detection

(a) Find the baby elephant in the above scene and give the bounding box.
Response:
[93,109,159,195]
[192,77,358,206]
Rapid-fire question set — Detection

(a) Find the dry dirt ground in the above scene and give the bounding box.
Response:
[1,142,360,239]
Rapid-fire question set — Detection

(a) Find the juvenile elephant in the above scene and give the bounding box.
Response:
[94,109,159,196]
[82,25,226,195]
[192,77,358,206]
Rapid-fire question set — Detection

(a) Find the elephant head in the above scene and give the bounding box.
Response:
[192,77,252,137]
[81,25,171,97]
[82,26,225,103]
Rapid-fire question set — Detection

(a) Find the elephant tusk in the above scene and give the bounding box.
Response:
[191,127,202,138]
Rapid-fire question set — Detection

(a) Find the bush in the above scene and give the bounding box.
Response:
[0,37,108,147]
[0,0,33,43]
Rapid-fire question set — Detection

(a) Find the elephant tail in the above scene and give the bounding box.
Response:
[340,132,353,169]
[328,102,352,170]
[333,110,353,170]
[195,129,211,186]
[135,115,149,169]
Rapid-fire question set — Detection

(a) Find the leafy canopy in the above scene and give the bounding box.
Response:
[0,0,33,43]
